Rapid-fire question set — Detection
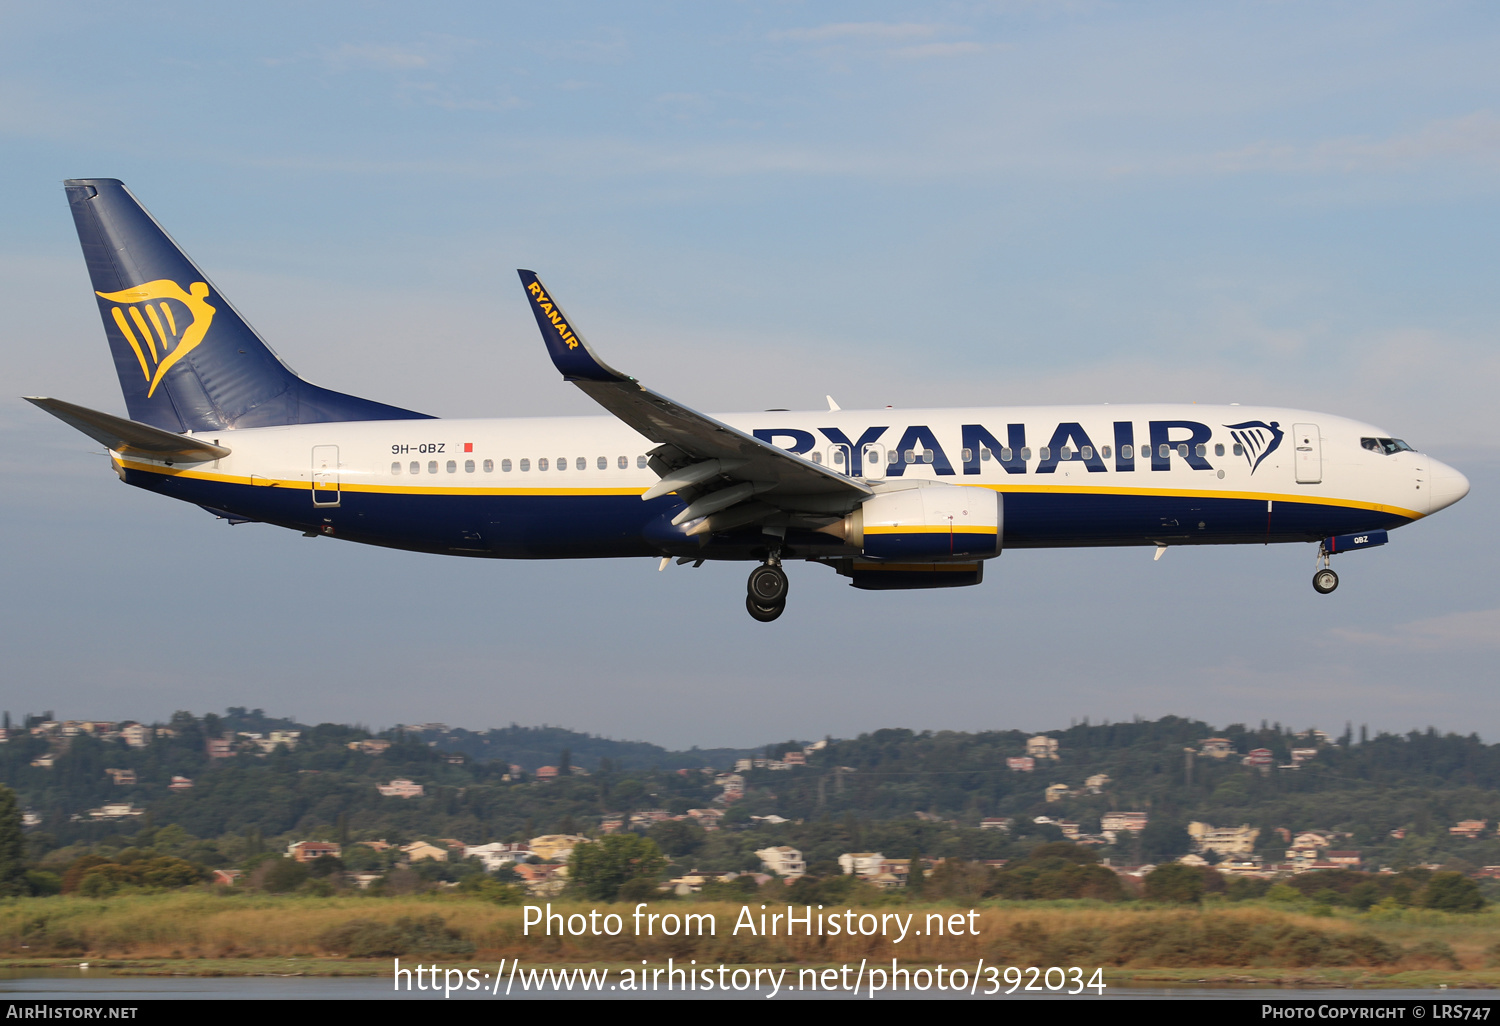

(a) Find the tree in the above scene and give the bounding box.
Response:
[1143,862,1205,904]
[1138,818,1192,862]
[0,785,26,896]
[906,848,924,898]
[567,835,667,901]
[1420,872,1485,913]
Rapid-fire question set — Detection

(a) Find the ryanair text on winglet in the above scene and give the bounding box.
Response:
[526,281,580,350]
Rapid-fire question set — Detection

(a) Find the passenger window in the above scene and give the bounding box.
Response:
[1122,444,1133,459]
[1177,444,1188,458]
[597,456,607,470]
[409,461,420,475]
[464,460,475,473]
[1020,447,1032,461]
[922,451,934,464]
[428,461,438,474]
[811,451,822,464]
[961,448,973,462]
[1195,444,1206,458]
[637,455,648,469]
[832,449,845,465]
[538,458,549,471]
[1000,447,1012,462]
[1101,445,1111,459]
[1214,443,1225,457]
[888,450,899,465]
[520,458,530,471]
[1081,446,1092,460]
[391,462,401,475]
[556,457,566,471]
[617,456,628,469]
[980,448,992,461]
[576,457,586,470]
[1039,447,1051,461]
[446,460,457,473]
[1060,447,1073,461]
[1233,443,1243,456]
[1159,444,1170,459]
[904,450,915,464]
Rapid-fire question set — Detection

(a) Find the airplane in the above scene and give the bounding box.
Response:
[28,179,1470,622]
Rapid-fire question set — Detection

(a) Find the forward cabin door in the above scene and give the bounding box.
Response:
[311,445,340,506]
[1292,424,1322,484]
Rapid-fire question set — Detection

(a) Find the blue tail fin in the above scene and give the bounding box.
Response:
[64,179,432,431]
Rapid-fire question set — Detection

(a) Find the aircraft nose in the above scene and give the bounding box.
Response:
[1427,459,1470,514]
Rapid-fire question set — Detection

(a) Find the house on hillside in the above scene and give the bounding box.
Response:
[529,835,588,862]
[104,768,136,786]
[377,779,424,798]
[400,841,448,863]
[1200,738,1233,758]
[756,846,806,878]
[1188,822,1260,856]
[1006,757,1035,773]
[1027,736,1060,760]
[287,841,342,862]
[1449,820,1487,839]
[838,852,885,878]
[168,775,193,791]
[1102,812,1148,833]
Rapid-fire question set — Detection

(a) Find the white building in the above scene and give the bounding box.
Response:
[756,846,806,877]
[838,852,885,877]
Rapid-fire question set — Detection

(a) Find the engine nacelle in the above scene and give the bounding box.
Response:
[824,483,1001,561]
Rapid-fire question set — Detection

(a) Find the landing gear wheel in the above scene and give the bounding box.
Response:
[747,564,789,605]
[746,596,785,622]
[1312,568,1339,594]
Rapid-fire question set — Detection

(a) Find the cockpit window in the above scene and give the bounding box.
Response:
[1361,437,1415,455]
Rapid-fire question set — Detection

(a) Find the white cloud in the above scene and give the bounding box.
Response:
[771,23,945,43]
[890,41,992,60]
[1206,112,1500,175]
[1331,609,1500,651]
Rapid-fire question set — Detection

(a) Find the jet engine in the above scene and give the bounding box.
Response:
[821,482,1001,561]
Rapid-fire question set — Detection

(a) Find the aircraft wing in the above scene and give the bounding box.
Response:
[517,270,870,528]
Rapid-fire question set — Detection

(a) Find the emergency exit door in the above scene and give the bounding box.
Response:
[1292,424,1321,484]
[312,445,340,506]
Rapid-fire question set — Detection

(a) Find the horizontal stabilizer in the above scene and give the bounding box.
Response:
[25,396,230,462]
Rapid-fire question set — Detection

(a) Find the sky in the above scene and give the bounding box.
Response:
[2,1,1498,749]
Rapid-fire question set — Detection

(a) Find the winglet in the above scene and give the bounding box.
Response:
[517,270,629,383]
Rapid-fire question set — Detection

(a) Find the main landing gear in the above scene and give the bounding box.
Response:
[746,558,789,622]
[1312,544,1339,595]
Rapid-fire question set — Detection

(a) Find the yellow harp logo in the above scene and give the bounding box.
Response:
[95,280,216,398]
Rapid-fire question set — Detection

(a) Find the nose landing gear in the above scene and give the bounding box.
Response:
[1312,543,1339,594]
[746,556,789,622]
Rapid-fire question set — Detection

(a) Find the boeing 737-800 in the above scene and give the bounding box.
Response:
[28,180,1470,621]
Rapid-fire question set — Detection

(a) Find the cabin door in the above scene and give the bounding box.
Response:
[311,445,341,506]
[1292,424,1321,484]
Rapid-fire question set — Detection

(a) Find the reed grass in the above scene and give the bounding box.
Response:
[1,892,1496,973]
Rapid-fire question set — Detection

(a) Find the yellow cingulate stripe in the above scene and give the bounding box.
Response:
[864,525,998,535]
[145,304,171,352]
[975,481,1421,520]
[112,460,1424,519]
[159,302,177,336]
[111,307,150,380]
[128,306,158,361]
[115,460,648,496]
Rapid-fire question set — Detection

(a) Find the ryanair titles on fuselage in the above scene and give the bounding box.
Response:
[751,417,1282,477]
